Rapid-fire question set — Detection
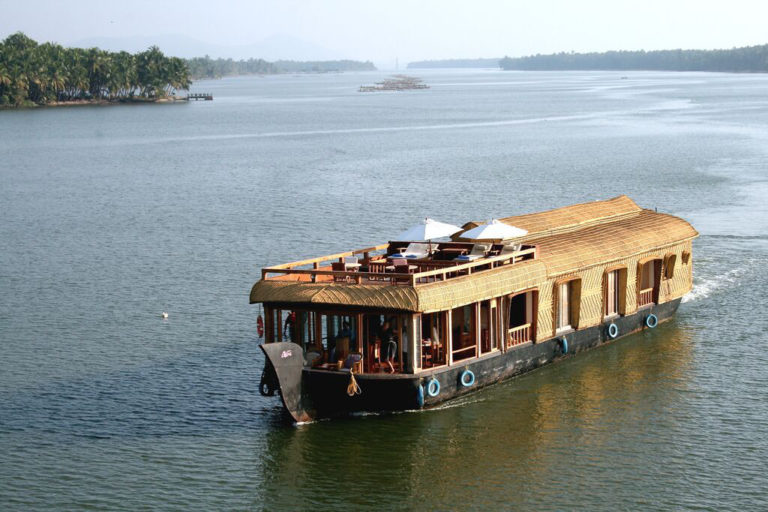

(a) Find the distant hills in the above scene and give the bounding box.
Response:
[66,33,376,79]
[407,58,501,69]
[500,45,768,72]
[69,33,345,62]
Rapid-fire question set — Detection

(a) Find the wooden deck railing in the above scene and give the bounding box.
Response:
[638,287,654,307]
[261,246,538,286]
[507,323,531,348]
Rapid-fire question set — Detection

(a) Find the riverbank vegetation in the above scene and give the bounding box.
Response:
[500,45,768,72]
[185,56,375,79]
[0,32,378,107]
[407,58,501,69]
[0,32,190,107]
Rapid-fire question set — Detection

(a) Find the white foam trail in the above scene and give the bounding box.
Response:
[170,112,607,143]
[682,265,748,303]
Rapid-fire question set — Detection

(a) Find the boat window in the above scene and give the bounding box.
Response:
[605,271,617,316]
[451,304,477,362]
[479,299,500,354]
[602,267,627,318]
[507,290,536,347]
[555,279,581,333]
[638,259,661,307]
[664,254,677,279]
[420,312,447,368]
[682,251,691,265]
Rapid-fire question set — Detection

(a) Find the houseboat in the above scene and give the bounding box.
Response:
[251,196,697,422]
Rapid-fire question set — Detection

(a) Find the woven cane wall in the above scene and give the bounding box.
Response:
[534,240,694,341]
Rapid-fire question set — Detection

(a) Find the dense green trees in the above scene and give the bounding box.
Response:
[0,32,378,106]
[500,45,768,72]
[0,32,191,106]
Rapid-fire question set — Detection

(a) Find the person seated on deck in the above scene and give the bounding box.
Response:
[334,336,350,365]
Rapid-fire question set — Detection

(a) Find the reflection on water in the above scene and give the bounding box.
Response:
[259,324,694,510]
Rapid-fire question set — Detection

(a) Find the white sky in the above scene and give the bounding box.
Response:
[2,0,767,65]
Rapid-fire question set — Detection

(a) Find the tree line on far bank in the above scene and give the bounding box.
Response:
[185,56,375,79]
[500,45,768,72]
[0,32,190,107]
[0,32,379,107]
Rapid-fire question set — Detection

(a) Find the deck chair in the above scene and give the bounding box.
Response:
[456,243,489,262]
[499,242,523,265]
[500,242,522,254]
[401,242,433,259]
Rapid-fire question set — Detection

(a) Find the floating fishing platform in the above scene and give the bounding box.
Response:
[186,93,213,101]
[359,75,430,92]
[252,196,698,422]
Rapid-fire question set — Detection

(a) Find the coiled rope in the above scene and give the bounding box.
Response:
[347,370,362,396]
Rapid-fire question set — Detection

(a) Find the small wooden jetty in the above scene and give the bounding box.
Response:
[359,75,429,92]
[186,93,213,101]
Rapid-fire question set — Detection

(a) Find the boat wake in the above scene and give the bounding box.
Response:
[682,265,749,303]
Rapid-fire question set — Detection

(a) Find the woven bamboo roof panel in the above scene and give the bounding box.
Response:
[460,195,643,241]
[250,280,420,310]
[534,209,698,276]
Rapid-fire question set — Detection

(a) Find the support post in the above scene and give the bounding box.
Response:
[446,309,453,366]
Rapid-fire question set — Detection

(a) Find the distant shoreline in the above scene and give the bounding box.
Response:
[0,96,189,110]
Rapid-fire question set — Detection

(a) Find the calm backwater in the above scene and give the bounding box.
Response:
[2,70,768,510]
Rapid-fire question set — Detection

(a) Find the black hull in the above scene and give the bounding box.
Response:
[268,299,681,421]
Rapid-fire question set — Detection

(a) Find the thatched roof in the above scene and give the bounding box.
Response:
[533,208,697,276]
[250,196,698,311]
[458,195,642,242]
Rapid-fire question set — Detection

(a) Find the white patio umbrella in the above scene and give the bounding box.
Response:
[395,218,462,241]
[461,219,528,241]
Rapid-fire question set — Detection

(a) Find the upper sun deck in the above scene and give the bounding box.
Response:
[250,196,698,311]
[260,240,538,287]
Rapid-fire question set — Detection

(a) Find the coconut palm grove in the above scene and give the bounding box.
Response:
[0,32,191,107]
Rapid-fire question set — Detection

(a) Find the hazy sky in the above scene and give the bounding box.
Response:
[2,0,767,66]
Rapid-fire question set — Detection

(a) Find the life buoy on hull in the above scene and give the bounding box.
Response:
[608,323,619,339]
[427,378,440,397]
[645,313,658,328]
[460,369,475,387]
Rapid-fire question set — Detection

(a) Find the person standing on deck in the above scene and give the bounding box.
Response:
[283,311,297,342]
[380,320,397,373]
